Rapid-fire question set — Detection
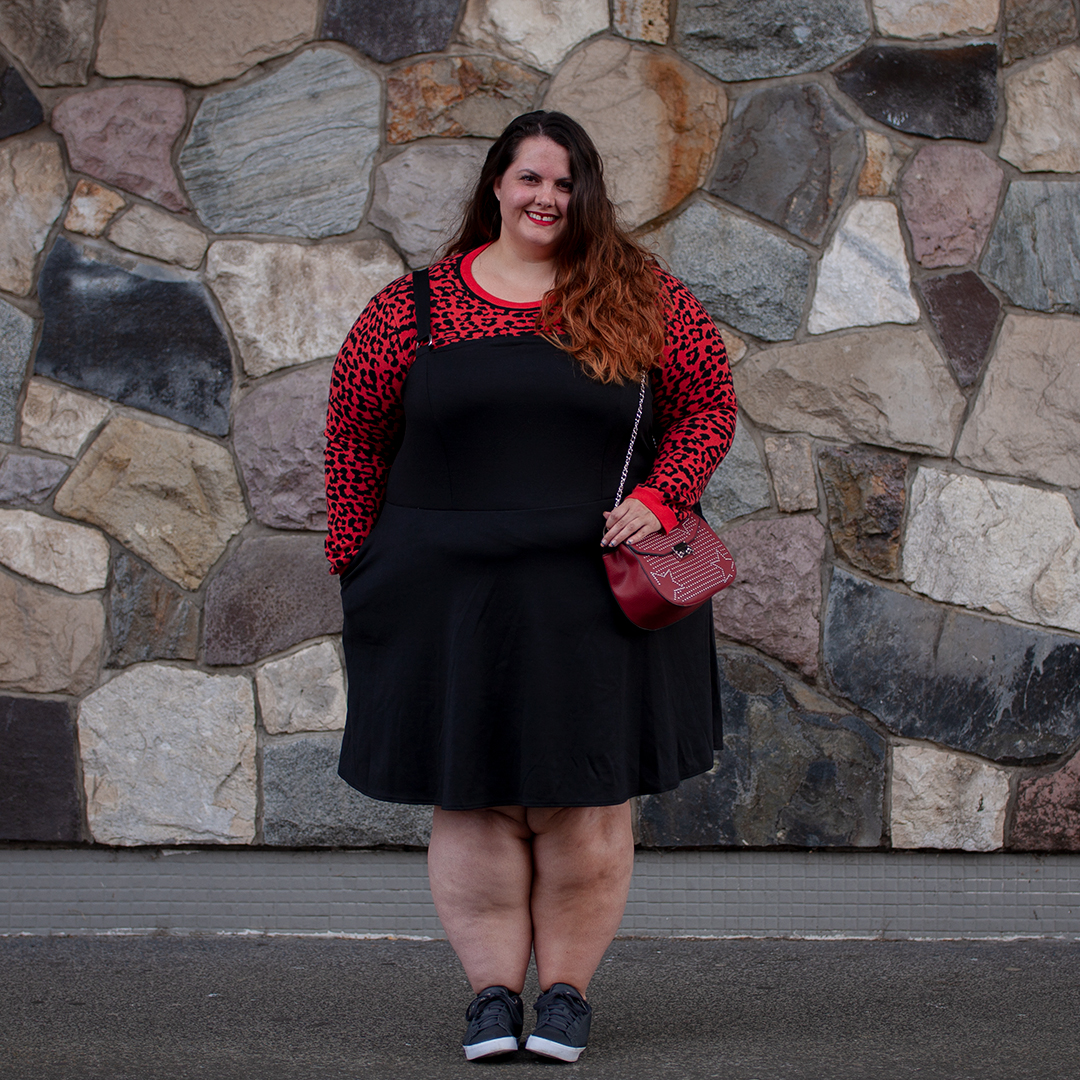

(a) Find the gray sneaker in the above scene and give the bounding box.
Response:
[462,985,524,1061]
[525,982,592,1062]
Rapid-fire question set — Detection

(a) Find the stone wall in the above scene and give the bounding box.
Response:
[1,0,1079,854]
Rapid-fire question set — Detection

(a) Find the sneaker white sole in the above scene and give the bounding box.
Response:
[463,1035,519,1060]
[525,1034,585,1062]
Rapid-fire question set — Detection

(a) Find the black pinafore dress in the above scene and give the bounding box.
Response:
[338,273,721,810]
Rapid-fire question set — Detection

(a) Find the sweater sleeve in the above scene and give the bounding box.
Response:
[627,272,738,526]
[324,276,417,574]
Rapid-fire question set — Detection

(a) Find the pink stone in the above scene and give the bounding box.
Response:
[51,84,187,211]
[1010,750,1080,851]
[712,515,826,676]
[899,144,1003,268]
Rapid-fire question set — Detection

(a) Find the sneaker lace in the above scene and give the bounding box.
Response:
[468,990,513,1032]
[539,990,584,1033]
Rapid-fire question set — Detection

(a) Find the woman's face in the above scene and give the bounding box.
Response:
[492,136,572,258]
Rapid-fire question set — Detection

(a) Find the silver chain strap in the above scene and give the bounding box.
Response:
[613,377,648,508]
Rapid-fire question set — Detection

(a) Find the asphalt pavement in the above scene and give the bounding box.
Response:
[2,934,1078,1079]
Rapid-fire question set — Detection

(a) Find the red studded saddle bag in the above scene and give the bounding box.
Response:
[602,378,736,630]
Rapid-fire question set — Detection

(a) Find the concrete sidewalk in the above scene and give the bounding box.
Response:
[3,934,1077,1079]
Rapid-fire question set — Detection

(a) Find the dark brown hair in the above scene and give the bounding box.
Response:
[444,111,665,384]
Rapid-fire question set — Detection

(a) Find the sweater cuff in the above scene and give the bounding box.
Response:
[627,485,679,532]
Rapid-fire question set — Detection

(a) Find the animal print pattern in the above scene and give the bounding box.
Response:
[324,251,738,573]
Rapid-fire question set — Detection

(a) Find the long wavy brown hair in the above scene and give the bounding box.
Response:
[443,111,666,384]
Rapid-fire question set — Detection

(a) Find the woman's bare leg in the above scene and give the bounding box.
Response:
[428,806,534,994]
[528,802,635,995]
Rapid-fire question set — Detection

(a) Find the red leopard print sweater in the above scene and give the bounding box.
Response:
[324,248,738,573]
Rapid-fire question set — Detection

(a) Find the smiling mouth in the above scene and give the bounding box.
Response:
[526,211,559,225]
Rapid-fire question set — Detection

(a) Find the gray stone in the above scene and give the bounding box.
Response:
[763,436,817,513]
[823,568,1080,762]
[808,200,919,334]
[0,696,83,842]
[0,508,109,593]
[903,468,1080,635]
[699,420,771,526]
[1004,0,1079,65]
[712,515,826,676]
[107,205,209,270]
[734,328,965,455]
[203,534,342,667]
[371,143,492,267]
[19,379,110,459]
[956,313,1080,489]
[982,182,1080,315]
[459,0,610,73]
[106,550,200,669]
[1,299,35,443]
[710,83,862,246]
[0,140,68,296]
[263,732,431,847]
[0,567,103,695]
[652,199,812,342]
[322,0,458,64]
[79,664,257,846]
[256,642,346,735]
[674,0,871,81]
[35,239,233,437]
[0,454,68,504]
[0,0,96,86]
[179,49,381,239]
[638,646,885,848]
[233,363,330,530]
[890,743,1010,852]
[205,240,403,377]
[0,62,44,140]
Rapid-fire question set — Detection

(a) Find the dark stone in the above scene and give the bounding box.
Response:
[710,83,862,246]
[675,0,871,82]
[0,63,44,140]
[918,272,1001,388]
[818,445,908,580]
[0,453,68,504]
[834,44,999,142]
[638,647,885,848]
[1004,0,1078,65]
[203,534,341,666]
[320,0,459,64]
[33,239,232,437]
[106,550,199,668]
[981,182,1080,316]
[262,733,431,846]
[824,568,1080,763]
[0,695,83,842]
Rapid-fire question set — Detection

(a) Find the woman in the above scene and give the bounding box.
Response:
[325,111,736,1062]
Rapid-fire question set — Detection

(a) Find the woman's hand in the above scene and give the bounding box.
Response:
[602,497,662,547]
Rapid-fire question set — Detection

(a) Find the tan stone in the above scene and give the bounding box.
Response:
[614,0,670,43]
[545,38,726,228]
[108,205,209,270]
[387,55,543,144]
[79,664,257,845]
[956,313,1080,489]
[0,567,103,694]
[719,329,747,364]
[734,328,965,455]
[205,239,405,377]
[857,132,912,197]
[891,743,1009,852]
[873,0,999,38]
[764,436,817,512]
[20,378,110,458]
[1000,46,1080,174]
[903,468,1080,634]
[0,0,96,86]
[0,140,68,296]
[0,509,109,593]
[460,0,610,72]
[54,416,248,591]
[95,0,321,86]
[256,642,346,735]
[63,179,126,237]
